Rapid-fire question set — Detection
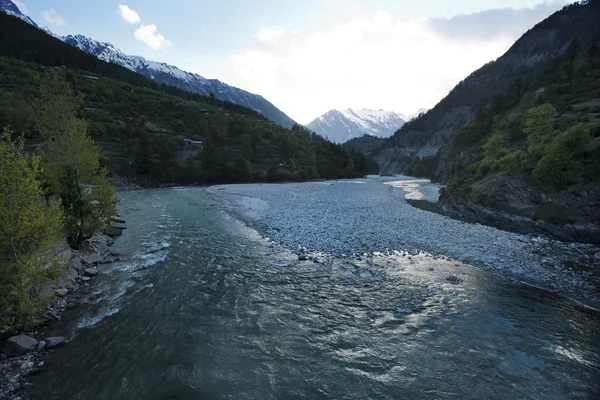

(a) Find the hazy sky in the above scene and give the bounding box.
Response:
[16,0,569,123]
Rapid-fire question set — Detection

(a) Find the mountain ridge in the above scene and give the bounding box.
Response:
[306,108,407,144]
[0,0,296,128]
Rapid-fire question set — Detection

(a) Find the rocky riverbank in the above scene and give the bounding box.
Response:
[207,176,600,309]
[0,234,123,400]
[438,174,600,245]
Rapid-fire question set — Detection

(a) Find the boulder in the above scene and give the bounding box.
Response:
[70,258,84,271]
[84,267,99,276]
[54,288,68,297]
[67,264,80,278]
[82,254,103,265]
[445,275,461,284]
[79,234,112,254]
[110,222,127,230]
[1,335,39,357]
[81,276,91,282]
[106,226,125,237]
[37,341,46,352]
[43,337,67,349]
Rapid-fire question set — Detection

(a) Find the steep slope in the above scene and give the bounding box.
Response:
[307,108,405,143]
[0,0,296,129]
[399,108,429,122]
[398,1,600,243]
[0,12,373,185]
[0,0,36,27]
[376,1,600,174]
[62,34,296,128]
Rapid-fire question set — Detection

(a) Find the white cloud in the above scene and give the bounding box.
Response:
[134,24,171,50]
[214,3,565,123]
[118,4,141,24]
[13,0,27,13]
[42,9,65,27]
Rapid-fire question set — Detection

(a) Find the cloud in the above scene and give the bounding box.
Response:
[214,2,566,123]
[13,0,27,13]
[134,24,171,50]
[42,9,65,27]
[118,4,141,24]
[426,1,568,41]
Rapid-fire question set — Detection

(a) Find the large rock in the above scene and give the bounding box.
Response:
[84,267,99,276]
[79,234,112,254]
[43,337,67,349]
[106,226,125,237]
[67,264,80,279]
[54,288,68,297]
[1,335,39,357]
[81,254,103,265]
[70,258,84,271]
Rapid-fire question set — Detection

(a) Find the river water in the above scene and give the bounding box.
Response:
[26,186,600,399]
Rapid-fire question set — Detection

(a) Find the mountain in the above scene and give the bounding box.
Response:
[0,13,375,185]
[376,1,600,174]
[387,1,600,243]
[0,0,35,26]
[0,1,296,129]
[399,108,429,122]
[306,108,406,144]
[342,135,386,157]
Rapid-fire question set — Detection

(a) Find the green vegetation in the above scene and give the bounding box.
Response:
[0,73,120,330]
[0,130,65,330]
[31,72,118,247]
[0,12,374,185]
[443,37,600,195]
[404,33,600,202]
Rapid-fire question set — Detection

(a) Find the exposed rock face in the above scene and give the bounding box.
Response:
[1,336,38,357]
[439,176,600,243]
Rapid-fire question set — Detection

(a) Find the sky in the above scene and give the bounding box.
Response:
[15,0,569,123]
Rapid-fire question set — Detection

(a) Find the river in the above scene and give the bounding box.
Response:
[26,182,600,399]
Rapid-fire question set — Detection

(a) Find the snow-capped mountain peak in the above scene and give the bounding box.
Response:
[307,108,408,144]
[399,108,429,122]
[0,0,37,27]
[0,0,296,128]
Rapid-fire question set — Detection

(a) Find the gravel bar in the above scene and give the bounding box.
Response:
[207,175,600,307]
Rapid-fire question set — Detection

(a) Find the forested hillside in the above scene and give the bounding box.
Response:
[376,1,600,174]
[400,0,600,243]
[0,13,374,185]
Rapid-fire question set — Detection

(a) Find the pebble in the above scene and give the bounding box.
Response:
[209,177,600,303]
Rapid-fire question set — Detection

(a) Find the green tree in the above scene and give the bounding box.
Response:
[523,104,558,162]
[0,130,66,329]
[533,124,590,188]
[234,156,253,182]
[30,72,117,247]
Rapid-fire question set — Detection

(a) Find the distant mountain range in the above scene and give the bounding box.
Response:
[0,0,296,128]
[306,108,426,144]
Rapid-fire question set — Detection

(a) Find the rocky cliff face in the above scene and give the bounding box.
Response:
[439,174,600,244]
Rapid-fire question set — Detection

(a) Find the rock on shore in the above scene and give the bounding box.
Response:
[0,232,123,400]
